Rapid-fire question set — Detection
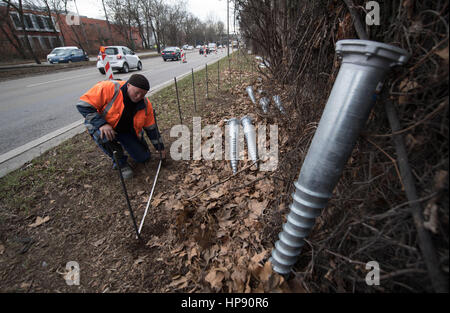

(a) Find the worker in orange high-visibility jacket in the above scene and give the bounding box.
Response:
[76,74,165,179]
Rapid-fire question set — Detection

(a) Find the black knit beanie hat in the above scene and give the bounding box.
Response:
[128,74,150,91]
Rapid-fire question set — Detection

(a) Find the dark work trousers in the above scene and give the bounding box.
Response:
[91,129,151,168]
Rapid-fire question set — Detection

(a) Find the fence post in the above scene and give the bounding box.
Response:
[228,57,231,89]
[174,77,183,124]
[217,61,220,92]
[191,68,197,112]
[206,63,209,99]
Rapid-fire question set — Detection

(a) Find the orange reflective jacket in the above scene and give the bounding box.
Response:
[77,80,156,137]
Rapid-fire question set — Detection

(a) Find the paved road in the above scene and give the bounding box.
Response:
[0,49,229,155]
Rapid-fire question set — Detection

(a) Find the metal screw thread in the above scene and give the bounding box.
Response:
[246,86,256,104]
[241,116,258,163]
[227,118,239,173]
[273,95,285,114]
[259,97,269,113]
[270,182,329,275]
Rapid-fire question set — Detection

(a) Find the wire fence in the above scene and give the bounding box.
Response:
[149,48,257,131]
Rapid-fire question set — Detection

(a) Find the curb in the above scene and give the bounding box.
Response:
[0,54,228,178]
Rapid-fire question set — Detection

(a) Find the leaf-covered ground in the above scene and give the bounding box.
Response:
[0,54,303,292]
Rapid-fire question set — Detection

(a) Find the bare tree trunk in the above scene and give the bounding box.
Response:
[0,3,28,59]
[62,1,86,51]
[43,0,62,46]
[16,0,41,63]
[0,24,28,59]
[101,0,114,45]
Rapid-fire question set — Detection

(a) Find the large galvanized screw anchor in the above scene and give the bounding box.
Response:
[226,118,240,174]
[259,97,270,114]
[246,86,257,104]
[270,39,410,275]
[273,95,285,114]
[241,116,258,166]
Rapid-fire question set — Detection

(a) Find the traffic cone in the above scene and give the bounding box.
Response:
[99,46,114,80]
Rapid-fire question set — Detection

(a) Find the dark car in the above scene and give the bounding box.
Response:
[161,47,181,61]
[48,48,88,64]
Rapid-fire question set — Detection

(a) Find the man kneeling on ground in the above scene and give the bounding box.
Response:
[76,74,165,179]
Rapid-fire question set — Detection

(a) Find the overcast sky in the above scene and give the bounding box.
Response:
[70,0,233,30]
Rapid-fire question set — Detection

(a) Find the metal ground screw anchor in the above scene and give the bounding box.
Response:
[270,39,410,275]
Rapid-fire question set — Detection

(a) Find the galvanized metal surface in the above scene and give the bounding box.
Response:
[259,97,270,114]
[241,116,258,164]
[273,95,285,114]
[270,39,410,275]
[227,118,240,174]
[246,86,257,104]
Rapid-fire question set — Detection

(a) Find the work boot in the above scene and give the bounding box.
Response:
[120,164,133,180]
[113,163,133,179]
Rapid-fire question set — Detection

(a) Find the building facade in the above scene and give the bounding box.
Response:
[0,3,144,60]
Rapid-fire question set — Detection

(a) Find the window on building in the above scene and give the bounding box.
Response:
[41,15,50,29]
[45,17,53,29]
[31,15,40,30]
[24,14,34,29]
[42,37,52,49]
[35,16,46,30]
[32,37,41,49]
[10,13,22,29]
[49,36,58,48]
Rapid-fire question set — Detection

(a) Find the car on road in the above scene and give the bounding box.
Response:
[96,46,142,74]
[47,47,88,64]
[47,46,78,63]
[161,47,181,61]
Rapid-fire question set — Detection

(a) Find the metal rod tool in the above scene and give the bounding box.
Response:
[113,150,141,241]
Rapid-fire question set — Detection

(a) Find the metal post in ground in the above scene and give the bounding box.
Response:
[206,63,209,99]
[191,68,197,112]
[174,77,183,124]
[228,57,231,88]
[217,61,220,92]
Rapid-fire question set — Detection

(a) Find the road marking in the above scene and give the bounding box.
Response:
[26,72,95,88]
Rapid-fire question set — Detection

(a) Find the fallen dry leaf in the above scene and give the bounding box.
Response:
[134,256,146,266]
[29,216,50,228]
[168,275,188,288]
[167,174,178,181]
[423,203,439,234]
[250,250,267,265]
[231,268,247,292]
[434,46,449,63]
[205,268,226,290]
[92,237,106,247]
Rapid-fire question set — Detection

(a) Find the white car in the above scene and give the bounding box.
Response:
[96,46,142,74]
[47,46,78,63]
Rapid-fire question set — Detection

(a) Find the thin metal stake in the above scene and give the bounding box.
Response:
[217,61,220,92]
[174,77,183,124]
[228,57,231,88]
[137,108,165,237]
[191,68,197,112]
[113,151,141,241]
[137,159,162,237]
[206,63,209,99]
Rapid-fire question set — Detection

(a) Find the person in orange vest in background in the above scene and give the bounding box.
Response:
[76,74,166,179]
